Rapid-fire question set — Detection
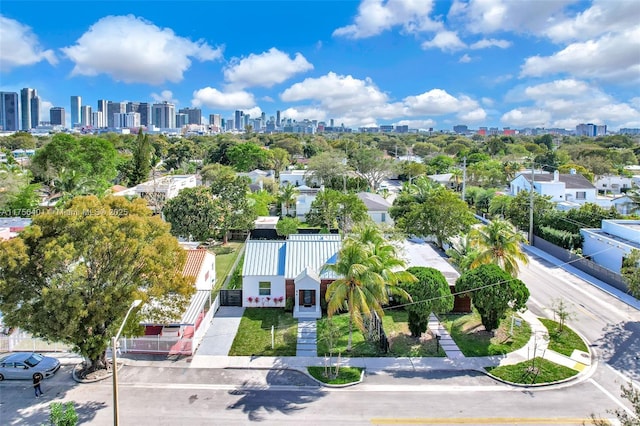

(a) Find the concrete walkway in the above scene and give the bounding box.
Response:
[192,306,244,356]
[428,313,464,359]
[296,320,317,357]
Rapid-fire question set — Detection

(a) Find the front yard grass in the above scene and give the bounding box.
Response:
[539,318,588,357]
[317,310,445,357]
[212,241,244,290]
[307,366,363,385]
[229,308,297,356]
[440,310,531,357]
[486,357,578,384]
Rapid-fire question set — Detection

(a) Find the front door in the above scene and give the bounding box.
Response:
[301,290,314,307]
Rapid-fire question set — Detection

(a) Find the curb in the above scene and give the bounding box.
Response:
[302,366,365,388]
[71,361,123,384]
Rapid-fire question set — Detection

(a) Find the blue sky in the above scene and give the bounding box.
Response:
[1,0,639,131]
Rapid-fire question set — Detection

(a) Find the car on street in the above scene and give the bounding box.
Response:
[0,352,61,381]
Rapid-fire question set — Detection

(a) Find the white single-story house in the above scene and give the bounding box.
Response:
[357,192,393,225]
[427,173,458,190]
[113,174,197,212]
[581,220,640,274]
[594,175,635,195]
[242,234,342,319]
[510,170,596,205]
[238,169,275,184]
[292,185,321,221]
[131,249,216,355]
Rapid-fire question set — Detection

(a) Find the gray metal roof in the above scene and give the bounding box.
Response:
[242,240,286,276]
[524,173,595,189]
[285,239,341,279]
[180,290,211,325]
[357,192,392,211]
[288,234,342,241]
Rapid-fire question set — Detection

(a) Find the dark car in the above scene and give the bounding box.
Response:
[0,352,61,381]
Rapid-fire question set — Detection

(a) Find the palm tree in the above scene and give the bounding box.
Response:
[469,218,529,277]
[323,242,387,351]
[278,183,298,217]
[446,235,478,271]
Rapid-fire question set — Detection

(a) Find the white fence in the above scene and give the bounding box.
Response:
[1,295,222,357]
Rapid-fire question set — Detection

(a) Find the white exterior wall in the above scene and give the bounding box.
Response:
[295,193,317,221]
[195,252,215,291]
[595,176,634,194]
[242,275,286,307]
[368,211,393,225]
[602,220,640,244]
[537,181,566,201]
[510,174,531,196]
[564,186,596,203]
[581,230,631,273]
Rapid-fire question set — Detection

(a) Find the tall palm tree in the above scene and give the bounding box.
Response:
[278,183,298,217]
[469,218,529,277]
[323,242,389,351]
[446,235,479,271]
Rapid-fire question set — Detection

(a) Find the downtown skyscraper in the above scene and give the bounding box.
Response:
[20,88,40,130]
[0,92,19,131]
[70,95,81,128]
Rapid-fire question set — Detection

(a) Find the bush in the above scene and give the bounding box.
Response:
[285,296,294,312]
[537,226,583,250]
[49,402,79,426]
[212,245,234,256]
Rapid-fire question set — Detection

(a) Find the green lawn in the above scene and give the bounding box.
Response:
[539,318,589,357]
[440,310,531,357]
[307,366,363,385]
[317,310,445,357]
[212,241,244,290]
[486,357,578,384]
[228,308,297,356]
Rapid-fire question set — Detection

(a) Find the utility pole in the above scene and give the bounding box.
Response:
[529,161,535,245]
[461,156,467,202]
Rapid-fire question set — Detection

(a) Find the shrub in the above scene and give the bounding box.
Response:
[285,296,294,312]
[537,226,583,250]
[49,402,79,426]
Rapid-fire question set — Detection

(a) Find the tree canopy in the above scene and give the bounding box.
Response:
[401,267,454,337]
[0,196,194,371]
[455,264,529,332]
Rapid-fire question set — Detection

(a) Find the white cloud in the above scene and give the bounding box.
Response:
[393,119,437,129]
[520,28,640,84]
[501,79,640,129]
[242,106,263,119]
[0,15,57,71]
[61,15,222,84]
[421,30,466,51]
[224,48,313,89]
[151,90,178,104]
[403,89,482,116]
[481,97,495,107]
[448,0,573,35]
[544,0,640,43]
[333,0,440,39]
[459,108,487,122]
[40,100,54,122]
[191,87,255,109]
[469,38,511,49]
[280,107,327,122]
[459,54,472,63]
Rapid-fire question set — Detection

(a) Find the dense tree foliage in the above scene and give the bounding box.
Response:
[0,196,194,371]
[401,267,454,337]
[305,189,367,231]
[163,186,220,241]
[306,151,348,186]
[210,175,257,243]
[455,264,529,332]
[621,249,640,299]
[349,148,394,190]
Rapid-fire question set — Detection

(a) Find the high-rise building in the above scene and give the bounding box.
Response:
[20,88,40,130]
[126,102,152,127]
[0,92,19,131]
[97,99,108,114]
[178,107,202,125]
[576,123,607,137]
[176,113,189,128]
[209,114,221,127]
[114,112,140,128]
[70,95,81,128]
[234,110,244,130]
[276,110,281,127]
[152,101,175,128]
[91,111,105,129]
[49,107,65,126]
[80,105,92,127]
[107,101,126,128]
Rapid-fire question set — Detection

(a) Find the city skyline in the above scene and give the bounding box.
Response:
[0,1,639,131]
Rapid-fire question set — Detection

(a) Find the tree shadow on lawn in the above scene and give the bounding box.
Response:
[594,320,640,382]
[226,370,326,422]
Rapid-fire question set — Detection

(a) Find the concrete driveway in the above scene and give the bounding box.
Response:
[399,238,460,284]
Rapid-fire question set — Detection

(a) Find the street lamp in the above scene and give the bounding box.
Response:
[112,299,142,426]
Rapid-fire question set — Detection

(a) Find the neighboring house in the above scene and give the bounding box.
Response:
[242,234,342,319]
[292,185,321,222]
[0,217,31,240]
[130,248,216,355]
[238,169,275,184]
[581,219,640,274]
[356,192,393,225]
[280,169,321,187]
[427,173,458,190]
[594,175,635,195]
[113,174,197,212]
[510,170,596,205]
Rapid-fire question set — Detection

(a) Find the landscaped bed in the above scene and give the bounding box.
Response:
[307,366,363,385]
[539,318,588,357]
[229,308,297,356]
[317,310,445,357]
[440,310,531,357]
[486,357,578,384]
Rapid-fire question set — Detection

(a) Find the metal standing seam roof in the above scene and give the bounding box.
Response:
[287,234,342,241]
[285,239,341,279]
[242,240,287,276]
[180,290,211,325]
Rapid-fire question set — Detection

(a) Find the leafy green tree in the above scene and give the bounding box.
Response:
[455,264,529,332]
[0,196,194,372]
[278,183,299,217]
[446,236,479,271]
[404,186,476,248]
[306,189,367,231]
[306,151,348,186]
[163,187,219,241]
[505,190,554,233]
[49,402,79,426]
[200,163,236,186]
[469,218,529,277]
[269,147,290,178]
[489,194,511,218]
[248,189,276,216]
[210,175,256,243]
[127,129,153,185]
[30,134,119,196]
[164,139,198,171]
[398,161,427,183]
[272,137,303,157]
[427,155,455,174]
[276,217,300,237]
[621,249,640,298]
[227,142,270,172]
[401,267,454,337]
[349,148,394,190]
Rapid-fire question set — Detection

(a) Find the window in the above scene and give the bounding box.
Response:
[259,281,271,296]
[381,213,386,222]
[576,191,586,200]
